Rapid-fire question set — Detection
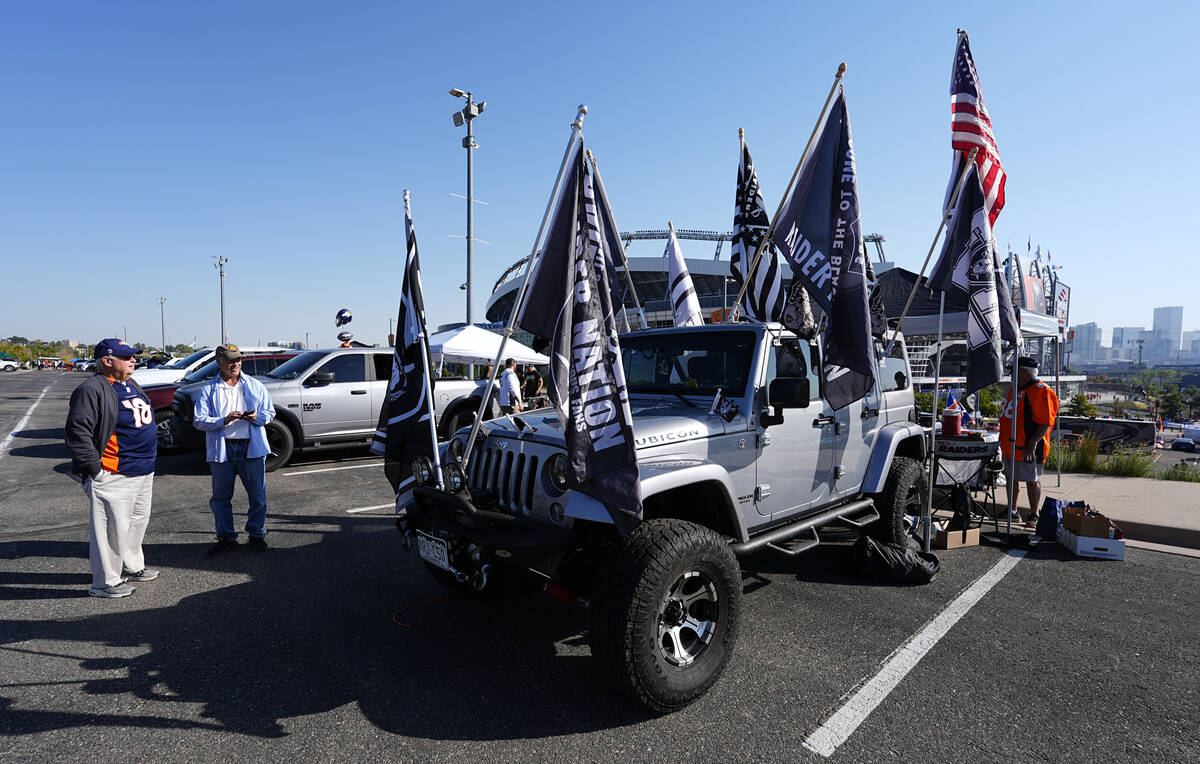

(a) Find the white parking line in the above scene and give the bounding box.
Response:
[346,504,393,514]
[802,545,1031,758]
[0,381,56,462]
[282,462,382,477]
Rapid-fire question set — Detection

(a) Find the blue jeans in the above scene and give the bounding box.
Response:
[209,439,267,540]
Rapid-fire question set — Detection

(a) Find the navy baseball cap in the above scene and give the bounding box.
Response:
[1017,355,1039,369]
[94,338,136,359]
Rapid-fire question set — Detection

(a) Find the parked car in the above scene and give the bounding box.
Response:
[134,346,286,386]
[172,347,497,470]
[0,358,20,373]
[1171,437,1196,452]
[151,351,301,450]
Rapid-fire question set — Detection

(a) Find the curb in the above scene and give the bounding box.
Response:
[1116,520,1200,551]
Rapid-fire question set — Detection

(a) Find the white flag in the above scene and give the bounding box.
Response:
[665,227,703,327]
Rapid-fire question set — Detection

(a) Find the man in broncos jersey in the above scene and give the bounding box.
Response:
[999,356,1060,525]
[66,338,159,598]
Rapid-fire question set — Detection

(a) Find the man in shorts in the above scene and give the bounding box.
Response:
[999,356,1060,525]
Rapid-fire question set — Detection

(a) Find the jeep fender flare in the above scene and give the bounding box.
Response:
[563,460,746,541]
[861,422,927,494]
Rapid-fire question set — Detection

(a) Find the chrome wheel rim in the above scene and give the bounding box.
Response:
[657,570,719,668]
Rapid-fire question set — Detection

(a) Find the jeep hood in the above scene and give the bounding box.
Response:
[471,399,729,449]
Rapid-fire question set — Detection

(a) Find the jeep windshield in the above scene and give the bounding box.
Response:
[620,331,756,397]
[164,349,210,370]
[265,350,328,380]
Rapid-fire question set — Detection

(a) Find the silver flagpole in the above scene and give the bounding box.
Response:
[587,150,646,328]
[404,190,444,490]
[885,147,979,355]
[731,64,846,322]
[1006,263,1020,535]
[1055,333,1062,488]
[461,105,588,468]
[923,291,946,553]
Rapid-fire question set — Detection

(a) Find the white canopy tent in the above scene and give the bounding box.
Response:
[427,325,548,366]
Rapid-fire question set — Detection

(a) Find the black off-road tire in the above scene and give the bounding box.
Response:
[588,518,741,714]
[264,421,294,472]
[868,456,928,544]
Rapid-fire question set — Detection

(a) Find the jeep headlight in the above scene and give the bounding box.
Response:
[545,453,570,495]
[448,436,466,462]
[443,462,466,494]
[411,456,435,486]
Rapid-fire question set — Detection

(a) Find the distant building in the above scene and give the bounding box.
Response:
[1151,306,1184,363]
[1111,326,1143,361]
[268,340,304,350]
[1070,322,1101,362]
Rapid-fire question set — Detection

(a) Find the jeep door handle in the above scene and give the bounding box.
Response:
[812,415,836,428]
[351,390,367,395]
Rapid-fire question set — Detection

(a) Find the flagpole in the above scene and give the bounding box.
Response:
[923,291,946,553]
[408,193,445,490]
[461,105,588,468]
[884,147,979,355]
[588,149,647,329]
[731,64,846,322]
[1006,264,1020,535]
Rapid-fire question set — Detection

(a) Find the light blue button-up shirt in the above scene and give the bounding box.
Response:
[193,373,277,462]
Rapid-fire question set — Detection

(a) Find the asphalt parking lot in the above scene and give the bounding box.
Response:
[2,371,1198,761]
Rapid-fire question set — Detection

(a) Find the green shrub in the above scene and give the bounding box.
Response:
[1047,433,1100,473]
[1160,463,1200,482]
[1097,448,1154,478]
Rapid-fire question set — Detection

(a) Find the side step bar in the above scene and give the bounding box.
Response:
[730,498,877,557]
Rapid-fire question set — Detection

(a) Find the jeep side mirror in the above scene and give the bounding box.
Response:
[305,371,335,387]
[768,377,811,409]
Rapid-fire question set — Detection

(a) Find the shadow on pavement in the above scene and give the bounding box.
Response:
[7,443,71,460]
[8,428,64,440]
[0,514,650,740]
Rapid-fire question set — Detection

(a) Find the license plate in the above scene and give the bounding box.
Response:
[417,531,450,571]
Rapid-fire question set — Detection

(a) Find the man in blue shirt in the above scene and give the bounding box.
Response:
[193,344,277,557]
[65,338,159,598]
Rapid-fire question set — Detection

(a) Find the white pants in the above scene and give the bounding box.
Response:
[84,471,154,588]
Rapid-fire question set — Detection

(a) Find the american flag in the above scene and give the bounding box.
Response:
[950,31,1006,227]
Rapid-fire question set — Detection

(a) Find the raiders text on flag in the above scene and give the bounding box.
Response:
[371,193,437,508]
[517,145,642,533]
[769,88,874,410]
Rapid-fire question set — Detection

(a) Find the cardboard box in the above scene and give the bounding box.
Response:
[1062,506,1113,538]
[1058,526,1125,560]
[935,527,980,549]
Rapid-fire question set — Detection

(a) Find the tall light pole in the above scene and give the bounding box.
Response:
[449,88,486,330]
[212,256,228,344]
[157,297,167,351]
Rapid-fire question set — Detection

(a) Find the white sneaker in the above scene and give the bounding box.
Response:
[123,569,159,582]
[89,583,135,598]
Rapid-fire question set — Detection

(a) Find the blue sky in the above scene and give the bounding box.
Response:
[2,1,1196,349]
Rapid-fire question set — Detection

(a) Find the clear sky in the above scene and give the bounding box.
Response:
[2,0,1196,350]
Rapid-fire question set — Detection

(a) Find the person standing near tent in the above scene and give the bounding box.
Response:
[498,358,523,415]
[999,356,1060,524]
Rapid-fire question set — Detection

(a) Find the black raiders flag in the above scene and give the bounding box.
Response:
[371,192,437,509]
[516,144,642,533]
[731,136,786,322]
[769,87,875,410]
[926,164,1019,397]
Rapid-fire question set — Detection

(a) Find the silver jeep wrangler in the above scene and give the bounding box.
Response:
[400,323,927,712]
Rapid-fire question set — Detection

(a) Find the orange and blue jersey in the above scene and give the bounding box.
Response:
[100,378,157,476]
[999,378,1059,463]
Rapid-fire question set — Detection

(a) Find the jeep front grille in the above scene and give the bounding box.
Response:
[469,443,539,514]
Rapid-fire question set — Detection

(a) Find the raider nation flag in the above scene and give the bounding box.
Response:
[516,144,642,533]
[730,137,786,322]
[769,87,874,410]
[926,165,1019,397]
[371,192,437,509]
[665,226,703,327]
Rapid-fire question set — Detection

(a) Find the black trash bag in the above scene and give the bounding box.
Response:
[850,534,940,585]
